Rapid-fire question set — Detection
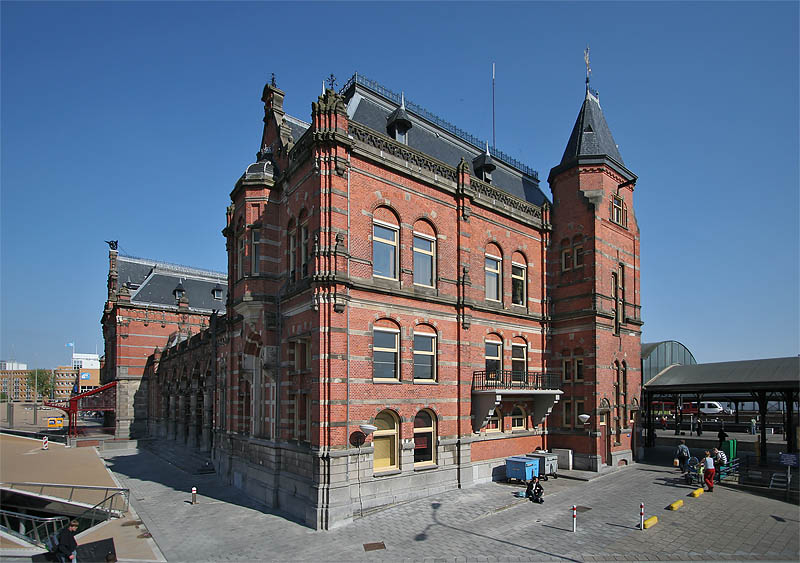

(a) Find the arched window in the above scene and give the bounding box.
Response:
[511,252,527,306]
[373,410,399,471]
[511,406,527,431]
[485,336,502,380]
[373,207,399,280]
[511,339,527,384]
[413,220,436,288]
[413,410,436,466]
[373,321,400,380]
[413,326,436,381]
[484,243,502,302]
[486,407,503,432]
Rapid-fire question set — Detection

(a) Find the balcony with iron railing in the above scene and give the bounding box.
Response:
[472,370,561,392]
[470,370,563,433]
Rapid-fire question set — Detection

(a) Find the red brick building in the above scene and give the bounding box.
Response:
[137,73,641,529]
[101,250,227,438]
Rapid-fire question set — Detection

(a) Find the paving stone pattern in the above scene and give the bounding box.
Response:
[102,448,799,562]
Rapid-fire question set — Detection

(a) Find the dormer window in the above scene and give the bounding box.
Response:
[386,92,412,145]
[212,284,223,300]
[173,280,185,302]
[473,143,496,184]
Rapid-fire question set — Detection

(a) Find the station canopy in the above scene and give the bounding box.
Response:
[644,356,799,394]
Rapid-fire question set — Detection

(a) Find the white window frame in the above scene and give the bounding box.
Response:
[484,253,502,302]
[485,339,502,377]
[511,343,527,383]
[486,407,503,433]
[373,327,400,380]
[563,400,573,429]
[511,261,526,306]
[412,232,436,288]
[413,330,436,381]
[573,243,584,268]
[372,219,399,280]
[561,247,572,271]
[251,229,261,275]
[300,223,309,278]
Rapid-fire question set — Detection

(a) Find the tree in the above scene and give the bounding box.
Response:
[0,391,7,402]
[25,369,53,401]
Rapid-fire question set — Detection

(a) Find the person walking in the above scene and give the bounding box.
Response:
[717,425,729,449]
[713,448,728,483]
[750,417,757,435]
[696,417,703,436]
[703,451,716,492]
[55,519,79,562]
[675,439,690,473]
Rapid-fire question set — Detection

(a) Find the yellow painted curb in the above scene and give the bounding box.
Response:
[690,488,704,497]
[643,516,658,529]
[668,499,684,510]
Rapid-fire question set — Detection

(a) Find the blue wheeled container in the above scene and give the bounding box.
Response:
[505,456,539,482]
[526,452,559,480]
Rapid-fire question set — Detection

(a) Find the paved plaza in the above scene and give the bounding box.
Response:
[99,444,799,562]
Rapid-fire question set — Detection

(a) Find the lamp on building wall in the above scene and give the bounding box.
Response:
[578,413,591,436]
[353,423,378,518]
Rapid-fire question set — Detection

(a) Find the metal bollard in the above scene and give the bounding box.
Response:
[640,502,644,530]
[572,504,577,533]
[192,486,197,505]
[42,436,48,450]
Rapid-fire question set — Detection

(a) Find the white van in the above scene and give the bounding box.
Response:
[682,401,726,415]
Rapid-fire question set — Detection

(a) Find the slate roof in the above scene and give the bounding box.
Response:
[644,357,800,393]
[285,115,309,144]
[559,90,624,167]
[117,255,227,313]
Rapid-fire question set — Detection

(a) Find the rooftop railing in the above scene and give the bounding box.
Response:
[341,72,539,181]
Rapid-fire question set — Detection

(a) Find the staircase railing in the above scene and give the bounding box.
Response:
[0,482,129,512]
[0,509,68,548]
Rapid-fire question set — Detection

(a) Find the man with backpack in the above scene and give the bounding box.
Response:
[675,440,690,473]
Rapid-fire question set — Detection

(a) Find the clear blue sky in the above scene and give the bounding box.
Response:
[2,1,798,369]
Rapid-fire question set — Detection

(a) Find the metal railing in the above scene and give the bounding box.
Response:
[0,509,68,548]
[0,482,129,514]
[340,72,539,180]
[472,370,561,391]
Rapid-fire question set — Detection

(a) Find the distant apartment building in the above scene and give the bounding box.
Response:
[0,361,28,371]
[0,370,35,401]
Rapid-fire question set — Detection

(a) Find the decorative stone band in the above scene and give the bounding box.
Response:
[348,122,458,183]
[468,176,543,220]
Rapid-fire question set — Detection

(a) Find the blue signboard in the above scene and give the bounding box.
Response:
[80,372,91,380]
[779,453,798,467]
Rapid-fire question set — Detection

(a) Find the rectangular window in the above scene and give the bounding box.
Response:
[485,341,501,375]
[611,195,626,227]
[561,248,572,271]
[413,333,436,380]
[373,329,399,379]
[563,358,573,382]
[294,340,310,372]
[612,272,620,334]
[413,234,435,287]
[563,400,573,429]
[304,395,312,443]
[511,345,526,383]
[289,230,296,281]
[237,236,246,279]
[374,435,397,470]
[576,400,585,425]
[575,358,584,381]
[485,255,501,301]
[573,245,584,268]
[301,224,309,277]
[373,223,398,279]
[251,229,261,275]
[511,263,526,306]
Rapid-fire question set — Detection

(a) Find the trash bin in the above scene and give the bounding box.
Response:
[506,456,539,482]
[526,452,559,479]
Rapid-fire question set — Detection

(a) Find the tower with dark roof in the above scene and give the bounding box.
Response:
[547,86,643,470]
